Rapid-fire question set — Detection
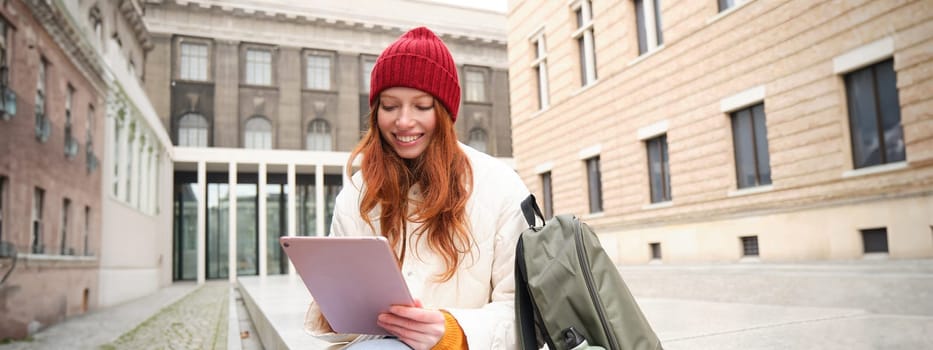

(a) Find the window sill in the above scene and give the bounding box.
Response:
[301,88,338,94]
[739,256,760,263]
[627,45,667,67]
[172,79,213,85]
[728,184,774,197]
[571,79,601,97]
[239,83,278,90]
[862,252,889,260]
[642,201,673,210]
[842,161,908,178]
[581,211,605,220]
[706,0,756,25]
[463,100,493,106]
[529,106,551,119]
[648,258,663,265]
[20,253,98,267]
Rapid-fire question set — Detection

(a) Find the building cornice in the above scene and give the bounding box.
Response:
[142,0,507,46]
[24,0,108,92]
[118,0,154,51]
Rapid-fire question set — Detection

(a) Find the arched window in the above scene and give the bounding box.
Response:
[468,127,488,153]
[306,119,332,151]
[244,116,272,149]
[177,113,209,147]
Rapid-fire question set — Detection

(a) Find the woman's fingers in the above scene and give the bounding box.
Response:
[377,305,446,350]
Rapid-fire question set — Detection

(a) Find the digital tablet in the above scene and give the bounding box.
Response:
[280,236,414,335]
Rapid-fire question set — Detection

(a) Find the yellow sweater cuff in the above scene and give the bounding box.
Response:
[432,310,468,350]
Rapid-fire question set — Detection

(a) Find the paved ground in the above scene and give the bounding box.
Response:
[4,259,932,349]
[99,282,229,350]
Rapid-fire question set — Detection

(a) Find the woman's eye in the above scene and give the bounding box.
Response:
[380,105,398,111]
[416,105,433,111]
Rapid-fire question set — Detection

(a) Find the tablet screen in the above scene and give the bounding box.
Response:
[281,236,414,335]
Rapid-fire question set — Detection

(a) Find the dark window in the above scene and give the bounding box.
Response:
[635,0,663,55]
[61,198,71,255]
[731,103,771,188]
[32,187,44,254]
[718,0,738,12]
[541,172,553,219]
[741,236,759,256]
[861,228,888,253]
[650,242,661,259]
[647,135,671,203]
[585,156,603,213]
[844,59,904,169]
[84,206,90,255]
[0,176,5,242]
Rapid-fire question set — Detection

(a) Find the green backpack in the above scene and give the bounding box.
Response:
[515,195,662,350]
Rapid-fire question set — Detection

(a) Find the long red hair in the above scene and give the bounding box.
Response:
[347,100,473,282]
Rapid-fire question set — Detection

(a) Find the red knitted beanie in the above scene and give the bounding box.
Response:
[370,27,461,121]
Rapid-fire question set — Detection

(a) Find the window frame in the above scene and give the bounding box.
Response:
[730,103,772,189]
[530,31,550,110]
[176,38,211,82]
[243,45,274,86]
[467,127,489,153]
[304,50,336,91]
[359,54,378,133]
[585,156,603,214]
[0,15,14,121]
[306,118,333,151]
[244,115,273,149]
[0,175,5,243]
[61,198,71,255]
[571,0,597,86]
[540,171,553,219]
[634,0,664,55]
[843,59,904,170]
[740,236,759,257]
[176,112,210,147]
[463,66,489,103]
[32,187,45,254]
[646,134,672,203]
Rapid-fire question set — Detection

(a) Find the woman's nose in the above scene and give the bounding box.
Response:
[396,106,416,128]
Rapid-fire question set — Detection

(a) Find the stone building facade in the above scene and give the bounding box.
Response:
[141,0,513,283]
[0,0,107,339]
[506,0,932,263]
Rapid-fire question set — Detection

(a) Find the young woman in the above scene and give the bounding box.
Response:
[304,27,528,350]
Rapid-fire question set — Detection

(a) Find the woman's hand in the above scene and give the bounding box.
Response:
[377,299,446,350]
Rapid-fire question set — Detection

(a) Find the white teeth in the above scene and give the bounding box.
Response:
[397,135,419,143]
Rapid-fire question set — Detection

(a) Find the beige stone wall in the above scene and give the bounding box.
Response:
[506,0,933,262]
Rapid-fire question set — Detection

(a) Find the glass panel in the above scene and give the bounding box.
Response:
[325,181,342,235]
[661,135,671,201]
[719,0,735,12]
[845,68,881,168]
[245,49,271,85]
[236,183,257,276]
[244,117,272,149]
[732,109,756,188]
[635,0,648,55]
[654,0,664,46]
[174,182,199,280]
[647,138,662,203]
[206,182,229,279]
[465,71,486,102]
[180,43,208,81]
[297,182,315,236]
[541,172,553,219]
[751,104,771,185]
[468,128,488,153]
[586,157,602,213]
[306,54,331,90]
[306,119,332,151]
[578,37,586,85]
[266,182,287,275]
[178,113,209,147]
[875,60,904,163]
[361,56,376,93]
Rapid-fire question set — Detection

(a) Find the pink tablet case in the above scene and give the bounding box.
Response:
[280,236,414,335]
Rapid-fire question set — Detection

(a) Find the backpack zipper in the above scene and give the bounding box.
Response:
[574,219,620,350]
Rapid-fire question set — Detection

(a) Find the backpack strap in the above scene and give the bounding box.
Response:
[521,194,545,228]
[515,237,540,350]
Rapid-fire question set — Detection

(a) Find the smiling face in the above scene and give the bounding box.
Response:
[376,87,439,159]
